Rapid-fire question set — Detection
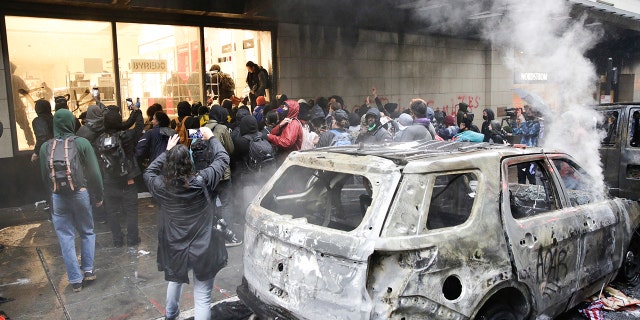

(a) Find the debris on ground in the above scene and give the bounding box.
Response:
[579,286,640,319]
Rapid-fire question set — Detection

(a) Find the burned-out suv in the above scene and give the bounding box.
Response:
[237,141,640,320]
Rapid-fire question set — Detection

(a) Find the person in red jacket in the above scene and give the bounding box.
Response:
[267,99,303,163]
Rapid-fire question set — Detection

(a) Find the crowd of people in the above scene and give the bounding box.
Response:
[30,66,544,319]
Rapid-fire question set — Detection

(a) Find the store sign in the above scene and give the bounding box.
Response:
[131,59,167,72]
[514,72,549,83]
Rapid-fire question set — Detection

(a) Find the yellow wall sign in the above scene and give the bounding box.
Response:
[130,59,167,72]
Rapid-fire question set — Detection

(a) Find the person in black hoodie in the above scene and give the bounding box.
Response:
[481,108,496,142]
[101,105,143,247]
[31,99,54,162]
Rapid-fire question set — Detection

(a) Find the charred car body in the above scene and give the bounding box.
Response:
[597,103,640,201]
[237,140,640,319]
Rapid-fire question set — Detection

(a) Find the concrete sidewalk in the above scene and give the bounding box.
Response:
[0,197,245,320]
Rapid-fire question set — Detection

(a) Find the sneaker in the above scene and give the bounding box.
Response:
[72,282,83,292]
[225,236,243,247]
[84,271,96,281]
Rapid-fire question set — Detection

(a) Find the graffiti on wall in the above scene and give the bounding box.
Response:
[432,95,482,116]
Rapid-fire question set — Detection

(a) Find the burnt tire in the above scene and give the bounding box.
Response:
[476,303,518,320]
[617,230,640,286]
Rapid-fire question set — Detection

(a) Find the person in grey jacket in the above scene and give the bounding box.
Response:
[356,107,391,144]
[144,129,229,320]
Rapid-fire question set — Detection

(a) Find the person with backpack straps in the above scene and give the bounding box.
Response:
[97,104,143,247]
[316,109,353,148]
[232,115,276,221]
[39,108,104,293]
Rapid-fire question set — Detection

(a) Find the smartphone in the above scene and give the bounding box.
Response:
[188,129,203,140]
[92,88,99,98]
[126,98,133,110]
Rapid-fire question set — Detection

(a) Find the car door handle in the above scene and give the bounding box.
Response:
[519,233,537,248]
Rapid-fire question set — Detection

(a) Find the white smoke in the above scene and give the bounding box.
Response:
[414,0,606,194]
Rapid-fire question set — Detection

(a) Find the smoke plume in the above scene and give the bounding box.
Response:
[415,0,606,194]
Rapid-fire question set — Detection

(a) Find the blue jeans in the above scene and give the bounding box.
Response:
[51,188,95,284]
[165,270,214,320]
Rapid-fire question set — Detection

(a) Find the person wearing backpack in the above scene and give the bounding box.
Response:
[98,104,143,247]
[316,109,352,148]
[39,108,104,293]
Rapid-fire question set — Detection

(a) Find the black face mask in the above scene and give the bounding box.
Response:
[483,115,488,120]
[281,109,289,119]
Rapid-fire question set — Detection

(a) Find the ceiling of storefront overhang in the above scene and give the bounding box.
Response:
[3,0,640,37]
[2,0,640,52]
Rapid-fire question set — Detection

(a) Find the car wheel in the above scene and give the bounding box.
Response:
[476,303,518,320]
[618,231,640,285]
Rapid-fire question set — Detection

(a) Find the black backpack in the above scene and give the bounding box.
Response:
[243,133,276,171]
[96,131,129,177]
[260,68,272,89]
[190,138,214,171]
[45,137,85,194]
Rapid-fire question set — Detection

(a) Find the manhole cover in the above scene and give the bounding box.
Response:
[0,222,61,247]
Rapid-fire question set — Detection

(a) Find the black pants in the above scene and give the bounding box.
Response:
[104,179,139,244]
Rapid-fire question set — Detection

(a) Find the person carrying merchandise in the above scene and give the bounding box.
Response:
[267,99,303,162]
[10,62,35,147]
[136,111,176,165]
[31,99,54,163]
[246,61,269,108]
[316,109,352,147]
[97,105,143,247]
[143,130,229,320]
[202,105,241,247]
[437,115,460,141]
[481,108,495,142]
[39,108,104,293]
[356,107,392,144]
[206,64,236,104]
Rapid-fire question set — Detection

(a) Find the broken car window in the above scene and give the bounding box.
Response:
[598,110,619,145]
[507,161,559,219]
[259,165,372,232]
[551,159,598,206]
[382,171,478,237]
[425,172,478,230]
[630,108,640,147]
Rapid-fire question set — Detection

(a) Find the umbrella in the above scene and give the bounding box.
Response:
[513,88,548,112]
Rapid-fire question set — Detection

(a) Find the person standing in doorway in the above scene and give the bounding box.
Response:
[10,62,35,147]
[245,61,269,108]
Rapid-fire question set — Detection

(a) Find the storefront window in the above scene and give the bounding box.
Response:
[116,23,201,117]
[5,16,113,151]
[203,28,272,104]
